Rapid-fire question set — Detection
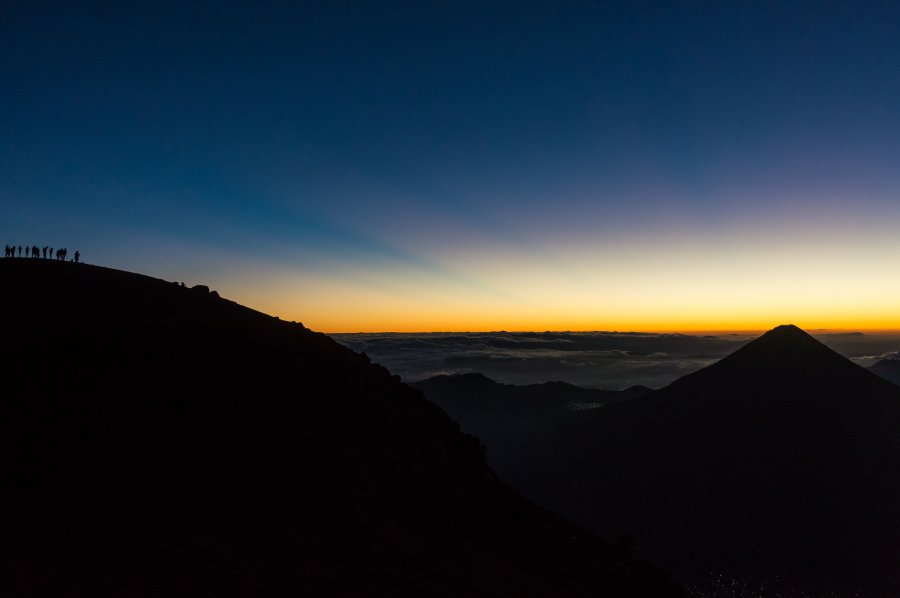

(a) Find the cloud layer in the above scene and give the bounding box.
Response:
[332,331,751,389]
[333,331,900,390]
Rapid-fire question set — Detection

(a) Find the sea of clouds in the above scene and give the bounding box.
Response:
[331,330,900,390]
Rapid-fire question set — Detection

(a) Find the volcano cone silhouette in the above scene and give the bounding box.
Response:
[512,324,900,595]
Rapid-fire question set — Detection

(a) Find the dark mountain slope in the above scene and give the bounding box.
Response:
[0,260,684,597]
[503,325,900,595]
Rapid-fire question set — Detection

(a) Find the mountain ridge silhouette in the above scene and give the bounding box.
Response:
[0,259,685,597]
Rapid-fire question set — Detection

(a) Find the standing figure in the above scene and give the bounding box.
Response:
[17,245,22,257]
[74,251,80,263]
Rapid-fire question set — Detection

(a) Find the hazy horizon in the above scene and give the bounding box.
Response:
[333,328,900,389]
[325,326,900,335]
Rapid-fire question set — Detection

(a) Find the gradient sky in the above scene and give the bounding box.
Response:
[4,1,900,332]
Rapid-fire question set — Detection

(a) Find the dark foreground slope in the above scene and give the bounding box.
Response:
[506,325,900,595]
[0,260,684,598]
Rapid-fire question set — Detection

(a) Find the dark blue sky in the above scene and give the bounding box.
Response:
[4,1,900,330]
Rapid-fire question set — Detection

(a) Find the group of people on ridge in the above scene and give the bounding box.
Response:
[5,244,80,263]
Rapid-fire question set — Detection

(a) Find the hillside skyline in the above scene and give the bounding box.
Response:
[0,257,686,596]
[4,2,900,332]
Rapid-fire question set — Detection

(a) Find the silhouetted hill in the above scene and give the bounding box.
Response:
[414,373,650,425]
[483,325,900,595]
[415,373,651,410]
[414,373,650,475]
[0,260,685,597]
[869,354,900,386]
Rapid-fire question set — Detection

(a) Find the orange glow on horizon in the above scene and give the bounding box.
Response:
[218,277,900,334]
[196,227,900,336]
[279,306,900,335]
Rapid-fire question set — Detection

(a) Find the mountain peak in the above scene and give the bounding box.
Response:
[661,322,893,400]
[551,323,900,594]
[724,323,834,361]
[757,323,816,342]
[767,323,803,333]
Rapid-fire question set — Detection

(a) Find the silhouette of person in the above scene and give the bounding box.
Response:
[32,245,39,258]
[49,247,53,259]
[74,251,80,263]
[42,246,47,259]
[17,245,22,257]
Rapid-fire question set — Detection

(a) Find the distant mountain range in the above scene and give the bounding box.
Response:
[0,259,684,597]
[413,373,650,478]
[418,325,900,595]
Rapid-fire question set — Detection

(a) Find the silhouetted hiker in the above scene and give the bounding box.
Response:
[49,247,53,259]
[17,245,22,257]
[32,245,39,258]
[74,251,80,263]
[42,246,47,259]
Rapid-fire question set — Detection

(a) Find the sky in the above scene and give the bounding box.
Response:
[3,1,900,332]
